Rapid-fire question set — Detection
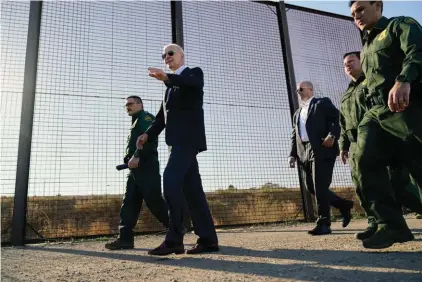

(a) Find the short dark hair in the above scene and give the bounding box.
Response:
[349,1,383,13]
[343,51,360,60]
[126,95,142,104]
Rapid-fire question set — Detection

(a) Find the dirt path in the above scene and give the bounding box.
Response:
[2,218,421,282]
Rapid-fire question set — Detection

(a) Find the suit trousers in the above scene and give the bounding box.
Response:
[298,142,350,226]
[119,158,169,241]
[163,146,218,245]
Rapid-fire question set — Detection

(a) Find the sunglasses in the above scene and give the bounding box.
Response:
[296,87,311,92]
[162,50,175,60]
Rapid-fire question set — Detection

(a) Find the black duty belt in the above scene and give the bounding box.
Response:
[366,94,386,108]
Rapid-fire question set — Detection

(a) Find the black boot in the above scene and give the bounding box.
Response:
[362,227,414,249]
[355,225,377,240]
[308,224,332,235]
[340,200,354,228]
[105,238,134,250]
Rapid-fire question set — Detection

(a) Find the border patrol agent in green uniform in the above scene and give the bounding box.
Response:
[340,51,422,242]
[105,96,169,250]
[349,1,422,249]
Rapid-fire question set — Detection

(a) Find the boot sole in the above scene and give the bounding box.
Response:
[148,249,185,256]
[186,248,220,255]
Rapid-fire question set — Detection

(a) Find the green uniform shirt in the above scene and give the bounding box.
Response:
[125,110,158,161]
[360,16,422,105]
[339,75,368,152]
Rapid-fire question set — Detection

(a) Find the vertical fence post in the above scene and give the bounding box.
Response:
[170,0,193,229]
[11,1,43,246]
[171,0,184,48]
[276,1,316,222]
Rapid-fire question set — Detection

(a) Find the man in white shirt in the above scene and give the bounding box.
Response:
[289,81,354,235]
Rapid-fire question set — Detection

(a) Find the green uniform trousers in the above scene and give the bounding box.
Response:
[354,104,422,228]
[349,142,422,227]
[119,157,169,241]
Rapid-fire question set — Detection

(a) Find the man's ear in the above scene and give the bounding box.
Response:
[375,1,382,12]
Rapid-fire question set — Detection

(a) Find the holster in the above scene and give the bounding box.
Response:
[346,129,358,143]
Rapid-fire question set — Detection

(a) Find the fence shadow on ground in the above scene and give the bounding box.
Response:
[24,244,422,281]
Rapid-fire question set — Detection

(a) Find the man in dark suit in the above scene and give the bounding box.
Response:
[137,43,219,255]
[289,81,354,235]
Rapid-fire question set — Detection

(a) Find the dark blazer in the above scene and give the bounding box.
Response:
[290,97,340,161]
[146,67,207,152]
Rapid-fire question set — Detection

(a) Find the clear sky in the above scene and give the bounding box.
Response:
[286,0,422,24]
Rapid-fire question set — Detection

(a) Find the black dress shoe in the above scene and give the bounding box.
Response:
[308,225,332,236]
[340,201,354,227]
[186,243,219,254]
[147,241,185,256]
[105,238,134,250]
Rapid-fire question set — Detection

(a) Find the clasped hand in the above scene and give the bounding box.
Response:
[148,67,168,81]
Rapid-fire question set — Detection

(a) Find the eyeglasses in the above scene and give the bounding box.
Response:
[296,87,312,92]
[162,50,175,60]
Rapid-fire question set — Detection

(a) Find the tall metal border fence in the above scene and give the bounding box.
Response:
[1,1,362,245]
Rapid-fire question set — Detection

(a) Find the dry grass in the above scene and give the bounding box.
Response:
[1,186,362,243]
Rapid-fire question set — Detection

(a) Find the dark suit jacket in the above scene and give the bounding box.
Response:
[145,67,207,152]
[289,97,340,162]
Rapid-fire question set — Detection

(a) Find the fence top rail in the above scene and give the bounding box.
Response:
[254,1,354,22]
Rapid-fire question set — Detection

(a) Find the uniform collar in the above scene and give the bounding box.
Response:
[373,16,390,31]
[349,74,365,88]
[131,110,143,122]
[363,16,390,43]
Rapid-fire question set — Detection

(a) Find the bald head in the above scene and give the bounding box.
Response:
[297,81,314,101]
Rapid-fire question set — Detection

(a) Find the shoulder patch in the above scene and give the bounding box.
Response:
[144,115,152,121]
[377,29,387,41]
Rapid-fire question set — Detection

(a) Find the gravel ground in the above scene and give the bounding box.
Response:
[2,218,421,282]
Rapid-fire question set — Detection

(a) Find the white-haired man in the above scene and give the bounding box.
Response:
[137,43,219,255]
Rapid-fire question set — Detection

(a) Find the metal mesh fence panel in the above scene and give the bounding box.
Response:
[1,1,30,243]
[26,1,172,240]
[182,1,303,225]
[2,2,367,242]
[286,7,363,214]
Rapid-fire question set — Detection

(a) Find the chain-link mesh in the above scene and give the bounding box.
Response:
[182,1,303,225]
[1,2,364,243]
[26,1,172,240]
[1,1,30,243]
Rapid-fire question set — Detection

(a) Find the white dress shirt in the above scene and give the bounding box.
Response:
[174,65,186,75]
[298,97,314,142]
